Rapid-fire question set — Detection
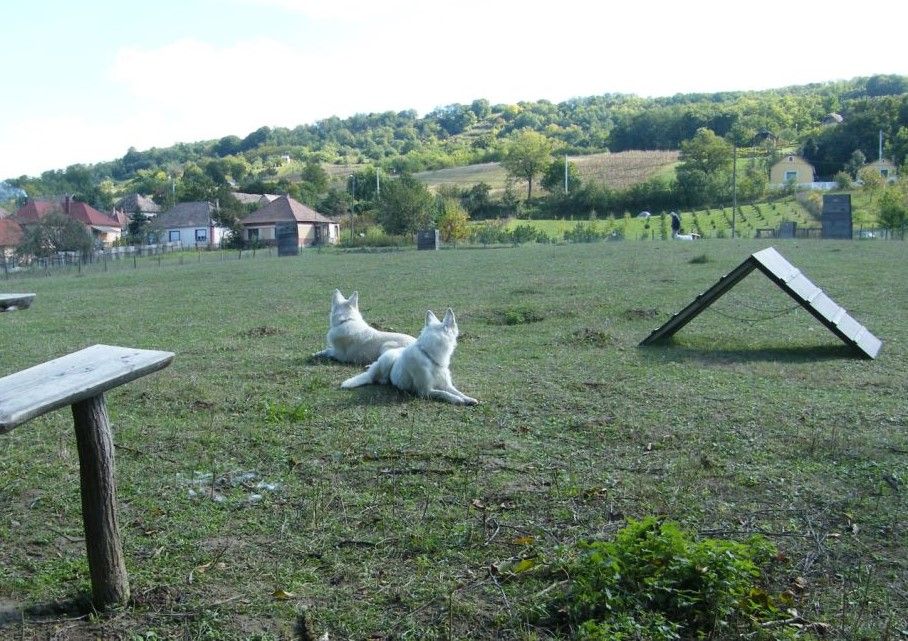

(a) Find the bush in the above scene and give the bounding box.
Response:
[550,518,780,639]
[508,223,539,246]
[564,222,608,243]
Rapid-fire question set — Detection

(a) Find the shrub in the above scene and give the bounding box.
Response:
[508,224,539,246]
[551,518,779,639]
[564,222,608,243]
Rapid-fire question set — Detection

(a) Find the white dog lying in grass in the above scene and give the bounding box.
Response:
[341,308,478,406]
[314,289,415,364]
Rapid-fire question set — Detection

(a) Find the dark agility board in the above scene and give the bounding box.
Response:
[639,247,882,359]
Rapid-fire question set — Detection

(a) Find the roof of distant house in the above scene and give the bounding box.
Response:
[66,200,121,228]
[152,201,220,229]
[241,195,335,225]
[231,192,282,206]
[116,193,161,213]
[0,218,23,247]
[13,198,63,223]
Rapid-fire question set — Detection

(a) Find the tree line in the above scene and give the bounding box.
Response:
[4,74,908,240]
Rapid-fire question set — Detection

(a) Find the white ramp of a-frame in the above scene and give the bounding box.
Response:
[639,247,882,359]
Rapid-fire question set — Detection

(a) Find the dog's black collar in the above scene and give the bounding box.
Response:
[334,318,354,326]
[418,344,443,368]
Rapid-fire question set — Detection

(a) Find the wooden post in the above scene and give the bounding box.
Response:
[72,393,130,608]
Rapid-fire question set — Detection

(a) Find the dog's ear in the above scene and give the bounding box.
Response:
[442,308,456,329]
[350,291,359,308]
[425,310,439,326]
[332,289,344,305]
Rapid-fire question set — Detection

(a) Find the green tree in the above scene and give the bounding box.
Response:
[501,129,555,201]
[464,182,494,219]
[678,128,734,174]
[436,197,470,245]
[376,174,433,235]
[846,150,867,178]
[858,165,883,202]
[676,128,735,206]
[127,211,150,244]
[878,187,907,234]
[16,212,94,258]
[300,160,329,193]
[541,158,582,194]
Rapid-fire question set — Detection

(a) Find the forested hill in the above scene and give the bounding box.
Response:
[8,73,908,209]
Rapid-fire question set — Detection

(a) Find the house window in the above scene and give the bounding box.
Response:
[880,169,889,178]
[195,228,208,242]
[784,171,798,182]
[248,228,259,240]
[168,230,180,242]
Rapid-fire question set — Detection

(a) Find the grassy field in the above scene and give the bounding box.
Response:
[411,150,679,195]
[506,198,819,241]
[1,240,906,640]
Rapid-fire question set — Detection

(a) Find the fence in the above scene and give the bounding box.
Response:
[1,242,288,281]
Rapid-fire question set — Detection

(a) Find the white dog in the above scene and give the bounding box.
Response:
[341,308,478,406]
[314,289,415,364]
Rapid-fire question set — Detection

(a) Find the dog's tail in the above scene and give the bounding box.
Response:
[341,370,374,388]
[341,349,399,389]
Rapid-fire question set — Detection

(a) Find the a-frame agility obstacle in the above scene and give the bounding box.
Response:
[639,247,882,359]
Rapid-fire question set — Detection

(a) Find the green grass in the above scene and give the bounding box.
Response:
[500,196,820,241]
[413,151,679,195]
[1,241,906,639]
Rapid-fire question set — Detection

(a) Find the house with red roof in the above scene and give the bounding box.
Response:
[0,218,23,261]
[13,196,123,247]
[240,195,339,248]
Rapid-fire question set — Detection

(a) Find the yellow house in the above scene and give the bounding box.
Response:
[865,159,898,180]
[770,155,816,185]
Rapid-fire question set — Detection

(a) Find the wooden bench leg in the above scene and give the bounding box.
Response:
[71,393,130,608]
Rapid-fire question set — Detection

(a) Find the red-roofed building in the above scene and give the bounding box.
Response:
[240,195,339,247]
[0,218,24,260]
[13,196,122,247]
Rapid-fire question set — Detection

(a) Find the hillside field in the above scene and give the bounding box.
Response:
[1,240,906,639]
[413,150,679,194]
[507,199,820,241]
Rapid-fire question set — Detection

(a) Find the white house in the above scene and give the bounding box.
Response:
[151,201,231,248]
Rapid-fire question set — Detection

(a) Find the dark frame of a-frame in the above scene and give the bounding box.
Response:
[638,247,882,359]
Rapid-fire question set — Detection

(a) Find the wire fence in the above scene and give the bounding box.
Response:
[1,242,290,282]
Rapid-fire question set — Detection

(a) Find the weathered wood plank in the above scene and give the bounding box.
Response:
[0,344,174,433]
[0,293,36,312]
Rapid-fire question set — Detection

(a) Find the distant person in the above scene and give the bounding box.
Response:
[670,211,682,236]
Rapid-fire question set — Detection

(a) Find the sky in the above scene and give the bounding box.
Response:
[1,0,906,180]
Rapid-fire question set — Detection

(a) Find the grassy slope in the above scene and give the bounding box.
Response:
[1,241,906,639]
[414,150,680,195]
[505,198,819,240]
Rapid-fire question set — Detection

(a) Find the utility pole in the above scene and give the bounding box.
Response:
[731,144,737,239]
[564,155,569,194]
[350,174,356,241]
[376,167,380,196]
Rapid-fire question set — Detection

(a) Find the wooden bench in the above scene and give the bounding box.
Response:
[0,344,174,608]
[0,293,36,312]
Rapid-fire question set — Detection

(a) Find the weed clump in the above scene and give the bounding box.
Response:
[486,304,546,326]
[549,517,781,639]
